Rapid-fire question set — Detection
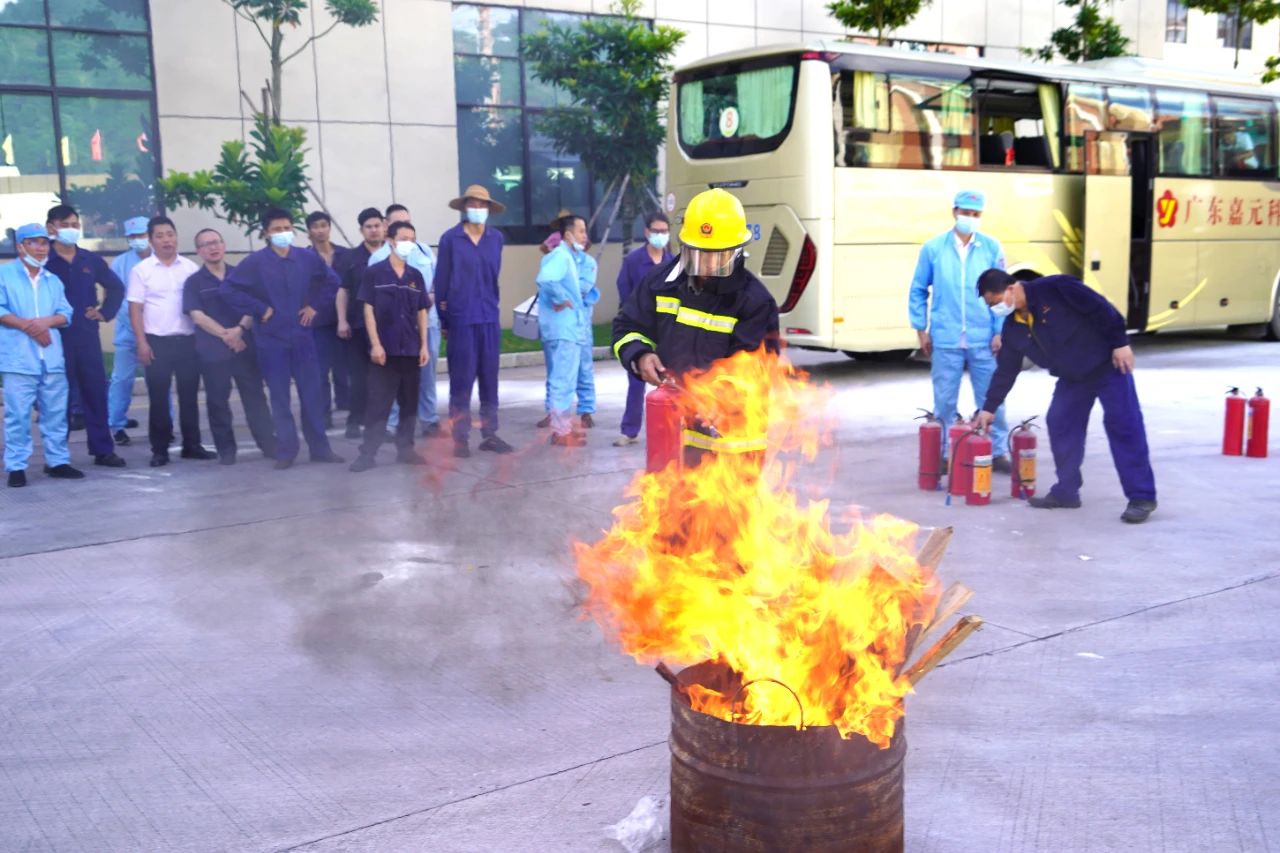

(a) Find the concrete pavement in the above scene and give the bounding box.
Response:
[0,333,1277,852]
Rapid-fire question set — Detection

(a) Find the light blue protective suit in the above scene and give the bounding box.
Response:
[371,241,440,430]
[909,229,1009,458]
[107,247,147,431]
[536,243,597,435]
[1,259,74,470]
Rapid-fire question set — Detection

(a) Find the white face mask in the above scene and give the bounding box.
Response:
[55,227,81,246]
[465,208,489,225]
[128,238,149,252]
[21,251,47,269]
[954,215,979,236]
[571,240,586,253]
[393,240,416,259]
[269,231,295,249]
[991,300,1015,319]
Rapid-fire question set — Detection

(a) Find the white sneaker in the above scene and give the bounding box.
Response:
[612,435,639,447]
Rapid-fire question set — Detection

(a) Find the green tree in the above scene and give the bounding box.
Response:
[522,0,684,245]
[826,0,930,45]
[158,113,310,238]
[1028,0,1130,62]
[222,0,378,124]
[1186,0,1280,69]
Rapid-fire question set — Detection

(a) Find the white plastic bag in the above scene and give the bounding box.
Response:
[604,794,668,852]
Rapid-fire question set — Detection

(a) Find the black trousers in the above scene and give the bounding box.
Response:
[361,355,420,457]
[202,350,277,461]
[344,327,371,428]
[144,334,202,455]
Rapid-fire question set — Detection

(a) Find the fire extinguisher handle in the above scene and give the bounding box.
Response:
[1227,386,1240,395]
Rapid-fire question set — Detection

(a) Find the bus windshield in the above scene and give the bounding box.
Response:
[677,58,798,159]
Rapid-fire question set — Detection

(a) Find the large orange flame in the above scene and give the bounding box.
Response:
[574,349,940,748]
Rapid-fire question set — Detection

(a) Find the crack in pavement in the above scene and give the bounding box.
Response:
[940,571,1280,670]
[273,739,668,852]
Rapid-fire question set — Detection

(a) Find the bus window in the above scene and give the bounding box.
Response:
[1065,83,1105,172]
[1106,86,1154,131]
[1155,89,1211,176]
[972,77,1056,169]
[677,59,798,159]
[1212,96,1275,177]
[838,70,973,169]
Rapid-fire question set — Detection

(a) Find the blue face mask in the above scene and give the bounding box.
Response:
[954,215,979,236]
[21,251,47,269]
[55,227,81,246]
[129,238,150,252]
[465,208,489,225]
[648,232,670,250]
[991,300,1014,319]
[269,231,295,249]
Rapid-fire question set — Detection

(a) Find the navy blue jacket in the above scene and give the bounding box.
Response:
[983,275,1130,412]
[433,223,503,329]
[223,245,339,349]
[46,247,124,340]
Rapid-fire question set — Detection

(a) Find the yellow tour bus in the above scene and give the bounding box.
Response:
[665,44,1280,357]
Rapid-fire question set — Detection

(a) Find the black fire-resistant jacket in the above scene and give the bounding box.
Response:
[611,256,780,378]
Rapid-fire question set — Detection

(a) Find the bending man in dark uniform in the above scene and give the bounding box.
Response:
[974,269,1157,524]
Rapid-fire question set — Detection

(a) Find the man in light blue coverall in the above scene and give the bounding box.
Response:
[107,215,152,445]
[1,224,82,488]
[536,215,598,446]
[909,189,1011,471]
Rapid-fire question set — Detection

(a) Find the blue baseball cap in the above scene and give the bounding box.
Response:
[15,223,48,243]
[123,216,149,236]
[953,190,984,212]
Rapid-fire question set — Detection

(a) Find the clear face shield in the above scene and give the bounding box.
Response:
[684,245,744,278]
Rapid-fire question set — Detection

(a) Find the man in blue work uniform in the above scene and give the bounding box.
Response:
[974,269,1158,524]
[1,224,82,487]
[349,221,431,472]
[368,204,444,439]
[335,207,386,439]
[44,204,127,467]
[107,215,151,445]
[306,210,348,426]
[612,212,672,446]
[434,184,513,458]
[536,215,598,446]
[225,208,344,470]
[185,228,276,464]
[909,190,1010,472]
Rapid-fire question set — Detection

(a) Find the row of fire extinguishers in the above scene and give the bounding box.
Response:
[916,410,1039,506]
[1223,387,1270,458]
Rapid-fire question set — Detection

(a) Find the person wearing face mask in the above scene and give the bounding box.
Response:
[335,207,387,439]
[434,184,513,458]
[44,204,128,468]
[611,212,672,446]
[536,214,598,446]
[348,221,432,472]
[974,269,1158,524]
[908,190,1011,473]
[106,215,152,446]
[367,203,444,440]
[1,224,81,487]
[612,189,779,464]
[224,207,344,470]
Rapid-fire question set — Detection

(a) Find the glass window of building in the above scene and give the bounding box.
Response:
[0,0,158,255]
[1166,0,1188,43]
[1218,13,1253,49]
[453,4,628,243]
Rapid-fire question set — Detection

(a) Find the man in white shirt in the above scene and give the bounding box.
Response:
[127,216,215,467]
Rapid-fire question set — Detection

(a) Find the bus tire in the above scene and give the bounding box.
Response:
[842,349,915,362]
[1268,288,1280,341]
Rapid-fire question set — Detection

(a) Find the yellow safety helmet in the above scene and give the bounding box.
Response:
[678,188,753,250]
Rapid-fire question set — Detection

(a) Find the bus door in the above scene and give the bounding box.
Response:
[1082,130,1135,319]
[1125,134,1156,330]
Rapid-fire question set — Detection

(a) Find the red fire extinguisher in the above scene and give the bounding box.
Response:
[1246,387,1270,458]
[947,414,969,465]
[1009,416,1038,499]
[916,409,943,491]
[1224,387,1245,456]
[645,381,684,473]
[947,427,992,506]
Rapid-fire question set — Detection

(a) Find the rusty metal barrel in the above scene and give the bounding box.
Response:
[669,661,905,853]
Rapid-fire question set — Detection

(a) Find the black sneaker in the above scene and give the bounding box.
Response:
[43,463,85,479]
[274,458,294,470]
[125,418,139,429]
[68,413,85,431]
[113,430,132,446]
[1028,493,1082,509]
[479,435,514,454]
[94,452,127,468]
[1121,499,1157,524]
[181,446,218,460]
[536,414,551,429]
[396,449,427,465]
[7,470,26,488]
[311,451,345,464]
[150,452,170,468]
[580,413,595,429]
[454,442,471,459]
[991,454,1012,474]
[348,455,376,473]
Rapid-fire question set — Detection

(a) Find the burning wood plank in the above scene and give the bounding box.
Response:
[905,615,984,686]
[899,527,955,660]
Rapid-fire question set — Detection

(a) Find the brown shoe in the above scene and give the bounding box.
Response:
[580,413,595,429]
[536,414,551,429]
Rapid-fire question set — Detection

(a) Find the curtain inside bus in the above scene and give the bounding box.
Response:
[1037,84,1062,169]
[680,81,706,146]
[676,61,798,157]
[736,66,795,138]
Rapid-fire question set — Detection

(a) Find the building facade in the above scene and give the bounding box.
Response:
[2,0,1277,325]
